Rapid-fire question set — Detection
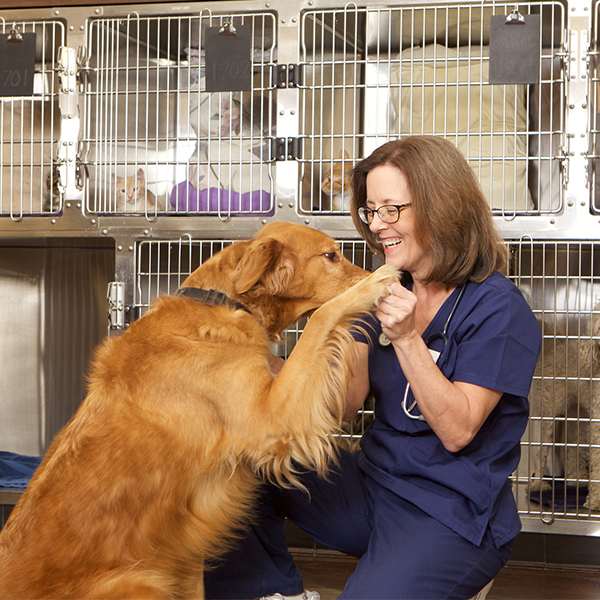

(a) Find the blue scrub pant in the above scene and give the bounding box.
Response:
[204,449,514,600]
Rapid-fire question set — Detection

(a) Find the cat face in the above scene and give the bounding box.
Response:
[112,169,144,201]
[111,168,156,211]
[321,149,352,196]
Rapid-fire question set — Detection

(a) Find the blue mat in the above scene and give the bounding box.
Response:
[0,451,42,489]
[529,478,589,510]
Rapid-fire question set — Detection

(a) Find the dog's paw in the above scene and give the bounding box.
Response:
[342,264,399,311]
[361,264,399,301]
[368,264,400,287]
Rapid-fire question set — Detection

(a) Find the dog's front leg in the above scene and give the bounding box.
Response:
[253,265,398,487]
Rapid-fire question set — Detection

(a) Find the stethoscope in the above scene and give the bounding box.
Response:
[378,284,466,422]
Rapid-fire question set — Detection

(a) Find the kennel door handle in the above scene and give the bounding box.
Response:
[107,282,126,330]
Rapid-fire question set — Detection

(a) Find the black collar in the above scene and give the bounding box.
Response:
[175,287,252,315]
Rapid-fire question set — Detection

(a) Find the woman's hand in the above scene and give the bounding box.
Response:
[375,283,418,344]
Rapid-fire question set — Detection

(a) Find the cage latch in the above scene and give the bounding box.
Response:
[275,138,302,161]
[274,64,302,88]
[56,46,81,199]
[107,282,127,330]
[287,64,302,87]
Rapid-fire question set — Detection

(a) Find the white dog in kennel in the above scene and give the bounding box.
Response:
[529,308,600,512]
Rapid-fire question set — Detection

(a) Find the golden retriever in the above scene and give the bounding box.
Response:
[0,221,397,599]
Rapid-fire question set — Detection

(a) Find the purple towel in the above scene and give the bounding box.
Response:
[0,451,42,489]
[170,182,274,216]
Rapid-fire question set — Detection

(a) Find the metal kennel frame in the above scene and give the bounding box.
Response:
[1,0,600,538]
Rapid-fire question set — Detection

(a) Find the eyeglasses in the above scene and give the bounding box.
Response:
[357,203,412,225]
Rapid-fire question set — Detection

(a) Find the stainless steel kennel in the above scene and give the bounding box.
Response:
[1,0,600,539]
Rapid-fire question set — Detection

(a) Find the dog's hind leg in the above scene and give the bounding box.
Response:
[530,382,556,492]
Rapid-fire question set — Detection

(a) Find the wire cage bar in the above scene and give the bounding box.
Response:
[508,238,600,525]
[0,19,64,220]
[81,11,277,217]
[299,2,566,219]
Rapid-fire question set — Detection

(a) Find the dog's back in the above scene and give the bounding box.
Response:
[0,299,263,598]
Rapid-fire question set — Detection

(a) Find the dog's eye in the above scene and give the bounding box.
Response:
[323,252,339,262]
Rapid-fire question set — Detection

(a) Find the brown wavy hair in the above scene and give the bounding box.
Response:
[351,136,507,287]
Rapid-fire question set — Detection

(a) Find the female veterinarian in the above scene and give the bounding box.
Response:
[204,136,542,600]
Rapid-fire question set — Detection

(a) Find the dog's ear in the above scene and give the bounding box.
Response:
[232,237,296,295]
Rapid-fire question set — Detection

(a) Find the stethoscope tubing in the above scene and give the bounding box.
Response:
[399,284,467,422]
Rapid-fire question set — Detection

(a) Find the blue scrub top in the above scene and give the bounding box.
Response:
[355,271,542,548]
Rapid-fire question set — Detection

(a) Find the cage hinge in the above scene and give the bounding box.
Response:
[57,46,81,199]
[107,282,128,330]
[275,137,302,161]
[57,46,77,95]
[274,64,302,88]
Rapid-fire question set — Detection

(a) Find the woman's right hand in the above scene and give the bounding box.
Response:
[375,282,418,345]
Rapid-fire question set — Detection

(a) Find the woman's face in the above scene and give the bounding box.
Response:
[366,165,432,281]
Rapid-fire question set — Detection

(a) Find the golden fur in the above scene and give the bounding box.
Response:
[0,222,397,599]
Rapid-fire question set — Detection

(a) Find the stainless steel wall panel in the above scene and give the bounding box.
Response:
[0,241,113,455]
[0,255,43,455]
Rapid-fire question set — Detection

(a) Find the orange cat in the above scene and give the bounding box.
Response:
[321,149,353,212]
[111,168,162,212]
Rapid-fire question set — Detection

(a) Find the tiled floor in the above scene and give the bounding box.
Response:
[294,553,600,600]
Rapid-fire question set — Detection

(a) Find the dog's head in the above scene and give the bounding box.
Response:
[182,222,369,335]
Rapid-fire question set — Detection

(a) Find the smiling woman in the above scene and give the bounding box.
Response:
[366,166,428,278]
[352,136,507,288]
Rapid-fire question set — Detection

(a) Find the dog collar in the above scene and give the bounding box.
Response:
[175,287,252,315]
